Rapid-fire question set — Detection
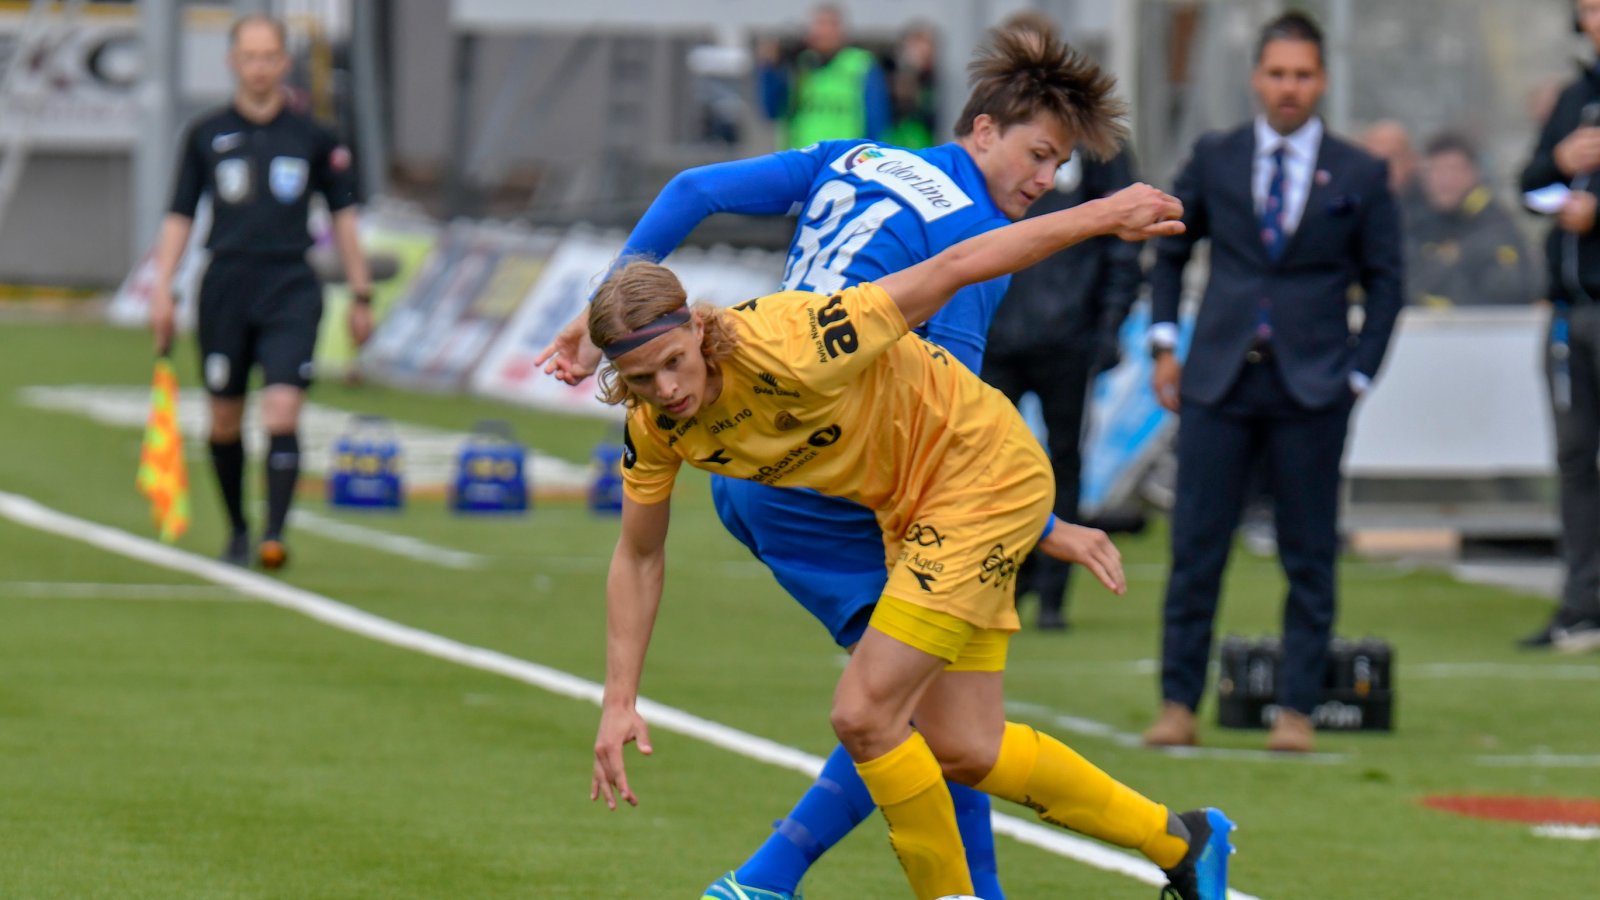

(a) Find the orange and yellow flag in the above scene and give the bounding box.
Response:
[136,358,190,542]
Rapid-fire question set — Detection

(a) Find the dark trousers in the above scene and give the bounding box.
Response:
[1161,358,1353,714]
[1549,304,1600,623]
[981,345,1092,613]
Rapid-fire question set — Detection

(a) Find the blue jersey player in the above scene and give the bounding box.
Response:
[540,27,1138,900]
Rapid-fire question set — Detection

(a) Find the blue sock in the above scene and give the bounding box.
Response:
[735,743,875,893]
[950,781,1004,899]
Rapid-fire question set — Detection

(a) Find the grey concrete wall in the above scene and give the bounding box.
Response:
[0,153,132,286]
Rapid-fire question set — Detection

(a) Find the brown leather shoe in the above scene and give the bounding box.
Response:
[1142,701,1199,747]
[1267,708,1315,753]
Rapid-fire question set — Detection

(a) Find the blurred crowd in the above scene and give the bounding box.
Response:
[748,5,1557,311]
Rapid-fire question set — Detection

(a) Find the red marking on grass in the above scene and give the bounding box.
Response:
[1422,795,1600,825]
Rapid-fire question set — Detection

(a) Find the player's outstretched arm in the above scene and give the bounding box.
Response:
[538,152,822,384]
[592,495,672,810]
[878,183,1184,330]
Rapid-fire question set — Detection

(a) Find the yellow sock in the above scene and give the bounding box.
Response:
[974,722,1189,869]
[854,732,974,899]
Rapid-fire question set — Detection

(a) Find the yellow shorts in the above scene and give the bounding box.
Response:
[880,412,1054,632]
[870,593,1011,672]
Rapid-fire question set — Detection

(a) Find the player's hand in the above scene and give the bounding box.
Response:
[1556,127,1600,177]
[1037,523,1126,595]
[1560,190,1599,236]
[1152,352,1182,413]
[536,310,602,385]
[347,300,374,347]
[150,286,177,357]
[592,704,653,810]
[1100,183,1186,242]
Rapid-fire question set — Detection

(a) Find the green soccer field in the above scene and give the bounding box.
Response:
[0,320,1595,899]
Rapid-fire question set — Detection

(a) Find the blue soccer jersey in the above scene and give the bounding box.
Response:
[619,139,1011,645]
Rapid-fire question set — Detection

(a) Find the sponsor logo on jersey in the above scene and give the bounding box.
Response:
[622,425,638,469]
[708,408,752,435]
[806,424,842,447]
[659,415,699,448]
[269,156,309,203]
[897,542,945,590]
[773,410,803,431]
[978,542,1022,590]
[204,353,231,392]
[828,143,974,222]
[215,158,250,204]
[904,522,945,548]
[698,449,732,466]
[753,372,801,398]
[211,132,243,153]
[751,424,842,485]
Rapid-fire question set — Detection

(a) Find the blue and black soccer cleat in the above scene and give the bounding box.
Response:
[1160,807,1236,900]
[701,871,802,900]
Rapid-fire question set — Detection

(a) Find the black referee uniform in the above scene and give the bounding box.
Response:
[170,105,355,396]
[169,104,355,558]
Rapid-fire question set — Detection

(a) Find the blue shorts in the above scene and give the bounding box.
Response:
[711,475,887,647]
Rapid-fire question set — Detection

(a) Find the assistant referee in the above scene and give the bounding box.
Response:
[149,14,372,570]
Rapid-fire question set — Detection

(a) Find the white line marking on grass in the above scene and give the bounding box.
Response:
[0,581,245,601]
[1533,824,1600,840]
[289,508,486,570]
[1408,662,1600,681]
[1007,700,1349,765]
[0,491,1262,900]
[1476,754,1600,768]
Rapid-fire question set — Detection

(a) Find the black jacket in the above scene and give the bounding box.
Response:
[985,149,1142,366]
[1521,64,1600,304]
[1151,123,1404,409]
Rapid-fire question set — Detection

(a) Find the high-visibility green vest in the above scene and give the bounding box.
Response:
[784,47,875,150]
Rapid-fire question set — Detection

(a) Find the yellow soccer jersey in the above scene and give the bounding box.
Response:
[620,283,1054,629]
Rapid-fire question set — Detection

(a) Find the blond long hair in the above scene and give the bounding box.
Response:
[589,261,741,407]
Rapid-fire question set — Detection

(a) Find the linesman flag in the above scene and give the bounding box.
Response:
[136,357,190,542]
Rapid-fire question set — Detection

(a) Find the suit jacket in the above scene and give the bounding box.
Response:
[1151,123,1404,409]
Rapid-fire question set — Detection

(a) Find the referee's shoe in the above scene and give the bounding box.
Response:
[258,536,290,571]
[221,531,250,567]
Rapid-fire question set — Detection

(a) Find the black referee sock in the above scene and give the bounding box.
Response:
[264,432,300,540]
[209,439,248,535]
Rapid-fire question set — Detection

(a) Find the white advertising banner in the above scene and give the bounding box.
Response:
[470,230,784,418]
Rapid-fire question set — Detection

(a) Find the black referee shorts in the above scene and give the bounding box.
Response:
[196,254,323,398]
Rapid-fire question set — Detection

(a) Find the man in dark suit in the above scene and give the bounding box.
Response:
[1142,10,1403,753]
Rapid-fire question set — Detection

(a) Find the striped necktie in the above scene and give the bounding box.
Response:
[1260,145,1288,261]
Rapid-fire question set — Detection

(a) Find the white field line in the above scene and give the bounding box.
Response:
[0,490,1262,900]
[1408,662,1600,681]
[1006,700,1350,765]
[288,508,486,570]
[1476,754,1600,768]
[1532,824,1600,840]
[0,581,244,601]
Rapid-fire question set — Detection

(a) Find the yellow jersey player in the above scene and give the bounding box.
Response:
[588,181,1237,900]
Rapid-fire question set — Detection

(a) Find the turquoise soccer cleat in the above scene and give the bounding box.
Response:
[701,871,802,900]
[1160,807,1236,900]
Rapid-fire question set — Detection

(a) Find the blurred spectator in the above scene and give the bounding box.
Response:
[982,147,1143,631]
[885,22,938,149]
[1408,132,1538,307]
[757,5,890,150]
[1359,119,1428,225]
[1515,0,1600,653]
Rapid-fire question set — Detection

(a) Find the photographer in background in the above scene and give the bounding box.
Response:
[1515,0,1600,653]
